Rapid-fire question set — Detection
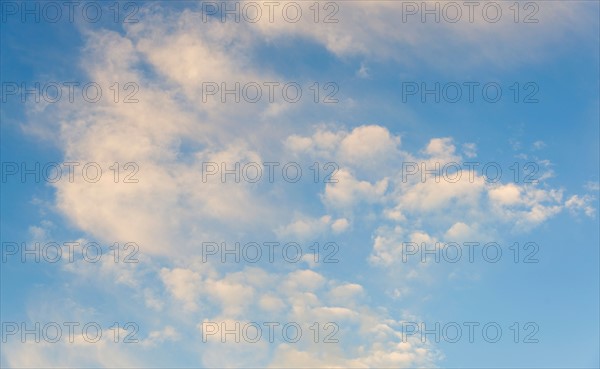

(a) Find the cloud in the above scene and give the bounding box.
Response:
[9,3,598,367]
[276,215,332,240]
[532,140,546,150]
[565,194,596,217]
[141,326,180,347]
[462,143,477,158]
[356,63,370,78]
[160,267,202,312]
[323,169,389,209]
[444,222,476,241]
[21,10,307,259]
[585,181,600,192]
[338,125,401,169]
[488,183,522,206]
[246,0,595,69]
[331,218,350,234]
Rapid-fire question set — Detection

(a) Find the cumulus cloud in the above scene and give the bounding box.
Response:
[160,267,203,312]
[9,2,597,367]
[276,215,333,240]
[337,125,401,169]
[331,218,350,234]
[323,169,389,210]
[488,183,522,205]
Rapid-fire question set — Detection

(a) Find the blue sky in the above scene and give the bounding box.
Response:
[1,1,599,367]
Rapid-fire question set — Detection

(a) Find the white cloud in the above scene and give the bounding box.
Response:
[444,222,475,241]
[323,169,389,209]
[462,143,477,158]
[532,140,546,150]
[10,4,598,368]
[328,283,364,304]
[282,269,326,292]
[357,63,370,78]
[259,294,287,313]
[488,183,522,206]
[277,215,332,240]
[141,326,180,347]
[396,174,486,213]
[585,181,600,192]
[331,218,350,233]
[247,1,594,69]
[565,194,596,217]
[338,125,400,169]
[160,267,202,312]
